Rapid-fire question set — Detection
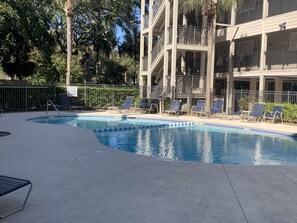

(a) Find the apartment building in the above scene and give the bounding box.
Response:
[139,0,297,111]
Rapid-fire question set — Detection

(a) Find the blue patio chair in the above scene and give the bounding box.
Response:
[191,100,205,116]
[133,98,149,112]
[118,96,134,111]
[204,99,224,117]
[59,94,83,111]
[241,103,265,122]
[263,105,283,123]
[163,100,181,115]
[148,99,159,114]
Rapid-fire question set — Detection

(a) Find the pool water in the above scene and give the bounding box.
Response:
[31,116,297,165]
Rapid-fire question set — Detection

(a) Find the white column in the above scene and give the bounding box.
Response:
[139,0,145,83]
[181,9,187,75]
[199,52,206,89]
[226,3,236,112]
[263,0,269,19]
[274,77,283,103]
[163,0,171,90]
[170,0,179,91]
[259,75,265,101]
[147,0,154,97]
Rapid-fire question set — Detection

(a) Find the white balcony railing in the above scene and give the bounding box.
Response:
[266,50,297,70]
[169,26,208,45]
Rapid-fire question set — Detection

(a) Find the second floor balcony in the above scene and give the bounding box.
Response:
[266,49,297,70]
[233,53,261,72]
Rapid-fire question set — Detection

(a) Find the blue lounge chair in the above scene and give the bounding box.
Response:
[133,98,149,112]
[118,96,134,111]
[191,100,205,116]
[263,105,283,123]
[0,175,32,219]
[163,100,181,115]
[241,103,265,122]
[204,99,224,117]
[148,99,159,114]
[59,94,83,111]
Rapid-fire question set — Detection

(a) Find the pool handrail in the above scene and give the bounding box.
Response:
[46,99,62,119]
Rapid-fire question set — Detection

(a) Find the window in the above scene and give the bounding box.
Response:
[237,40,254,56]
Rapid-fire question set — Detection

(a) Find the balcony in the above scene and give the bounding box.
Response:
[142,56,148,71]
[143,14,149,29]
[233,53,261,72]
[266,50,297,70]
[151,33,165,64]
[169,26,208,46]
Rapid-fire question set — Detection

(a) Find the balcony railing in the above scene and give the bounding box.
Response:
[266,50,297,70]
[142,56,148,71]
[168,26,207,45]
[152,0,164,22]
[151,33,165,64]
[176,75,201,93]
[233,52,260,72]
[143,13,149,29]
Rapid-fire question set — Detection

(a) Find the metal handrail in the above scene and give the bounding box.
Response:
[46,99,62,119]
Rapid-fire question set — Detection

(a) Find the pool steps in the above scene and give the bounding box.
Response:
[93,122,196,133]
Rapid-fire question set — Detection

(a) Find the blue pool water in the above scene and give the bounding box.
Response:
[31,116,297,165]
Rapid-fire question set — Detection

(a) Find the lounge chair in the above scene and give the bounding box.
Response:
[59,94,83,111]
[148,99,159,114]
[241,103,265,122]
[133,98,149,113]
[0,175,32,219]
[263,105,283,123]
[163,100,181,115]
[204,99,224,117]
[191,100,205,116]
[118,96,134,112]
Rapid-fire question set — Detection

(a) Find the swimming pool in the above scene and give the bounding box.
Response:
[30,116,297,165]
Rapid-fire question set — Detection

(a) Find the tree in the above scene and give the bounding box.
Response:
[0,0,55,80]
[55,0,78,86]
[183,0,242,112]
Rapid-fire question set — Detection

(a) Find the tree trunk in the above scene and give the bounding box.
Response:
[205,17,216,113]
[66,15,72,86]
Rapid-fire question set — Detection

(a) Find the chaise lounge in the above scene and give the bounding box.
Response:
[0,175,32,219]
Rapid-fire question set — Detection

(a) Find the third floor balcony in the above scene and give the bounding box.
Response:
[169,26,208,46]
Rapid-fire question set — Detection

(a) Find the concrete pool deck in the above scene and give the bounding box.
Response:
[1,111,297,223]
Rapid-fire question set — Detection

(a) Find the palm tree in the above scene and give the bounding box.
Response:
[64,0,74,86]
[183,0,242,112]
[55,0,75,86]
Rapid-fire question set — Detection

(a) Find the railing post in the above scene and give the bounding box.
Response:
[282,50,285,70]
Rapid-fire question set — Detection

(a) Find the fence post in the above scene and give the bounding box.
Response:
[112,85,115,106]
[84,80,87,106]
[25,83,28,111]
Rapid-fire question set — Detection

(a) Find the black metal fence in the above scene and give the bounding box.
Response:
[1,83,297,112]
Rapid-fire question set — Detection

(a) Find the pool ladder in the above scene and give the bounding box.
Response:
[46,99,62,119]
